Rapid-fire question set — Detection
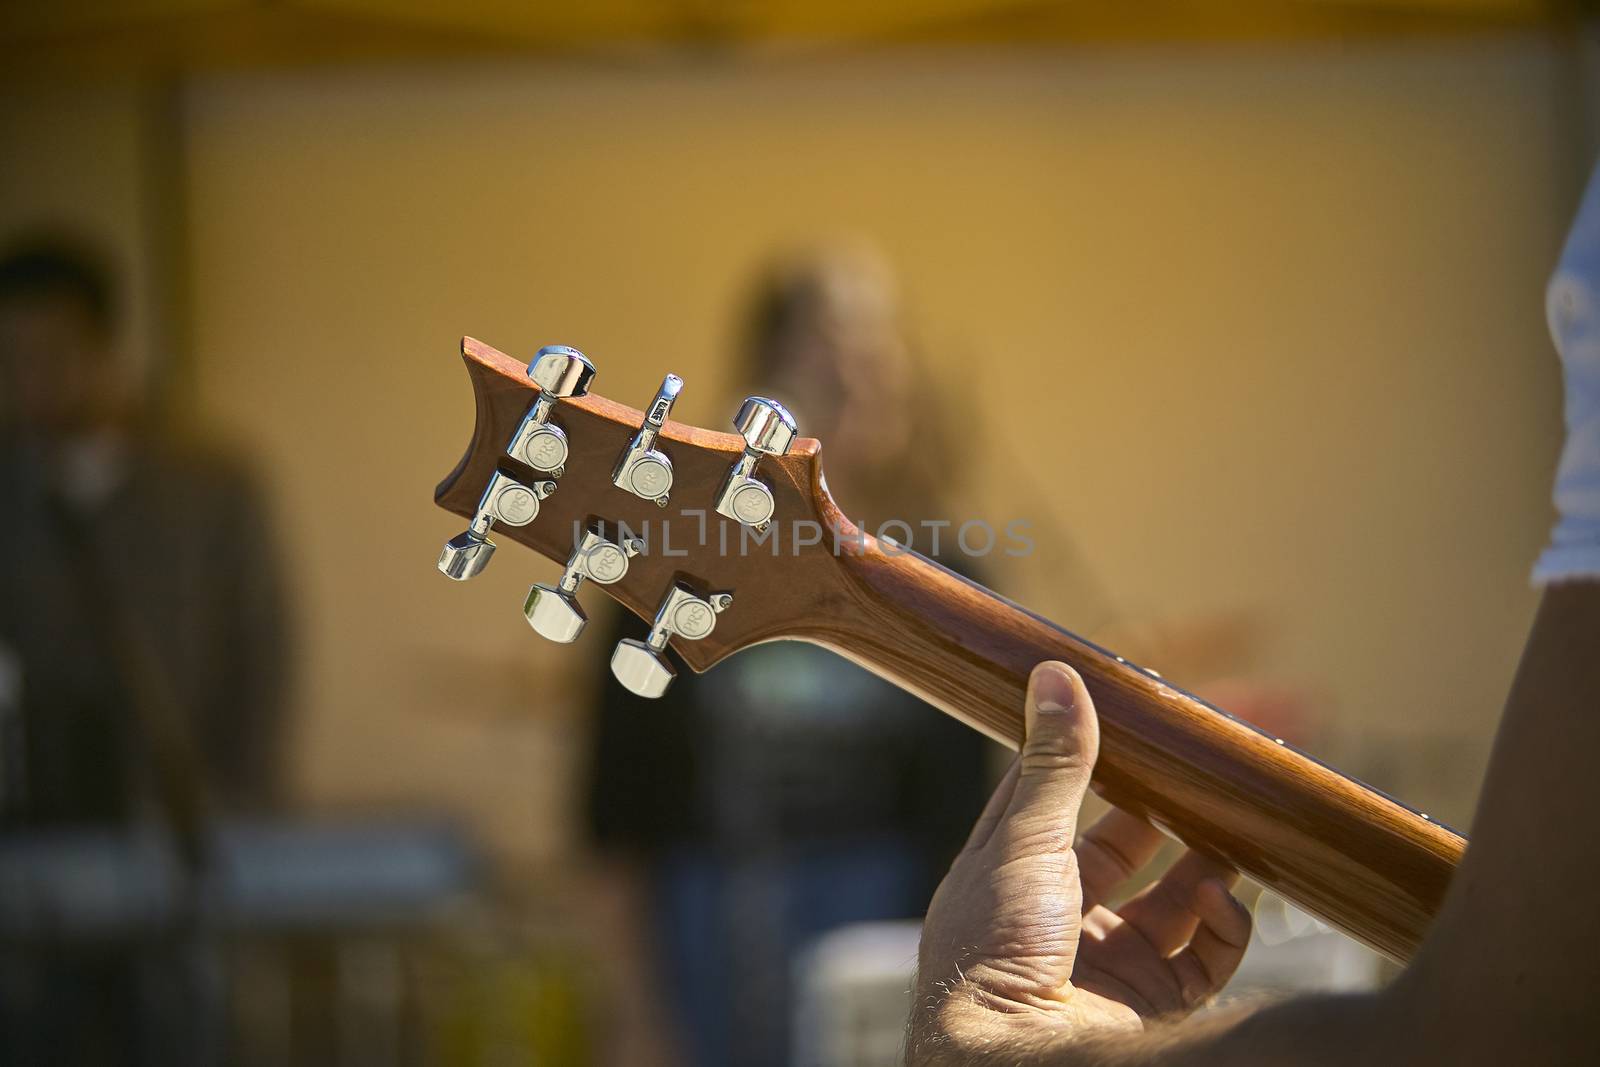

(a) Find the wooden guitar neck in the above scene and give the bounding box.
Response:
[810,536,1464,962]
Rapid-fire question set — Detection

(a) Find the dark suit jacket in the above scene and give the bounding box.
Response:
[0,439,289,825]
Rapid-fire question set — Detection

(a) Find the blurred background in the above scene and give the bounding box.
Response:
[1,2,1596,1065]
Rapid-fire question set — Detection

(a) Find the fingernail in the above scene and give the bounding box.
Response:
[1199,878,1249,918]
[1031,662,1077,714]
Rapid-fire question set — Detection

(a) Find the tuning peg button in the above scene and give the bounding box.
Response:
[610,584,732,698]
[609,640,676,699]
[506,345,596,476]
[714,397,797,531]
[524,526,646,643]
[436,471,556,581]
[612,374,682,507]
[437,530,495,582]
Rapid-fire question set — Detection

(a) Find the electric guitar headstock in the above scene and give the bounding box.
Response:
[434,335,861,697]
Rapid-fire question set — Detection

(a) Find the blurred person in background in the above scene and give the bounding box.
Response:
[584,243,993,1067]
[0,235,290,1066]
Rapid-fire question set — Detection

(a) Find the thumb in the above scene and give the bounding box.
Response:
[997,661,1100,857]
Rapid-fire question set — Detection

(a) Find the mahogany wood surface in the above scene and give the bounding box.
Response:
[436,336,1465,962]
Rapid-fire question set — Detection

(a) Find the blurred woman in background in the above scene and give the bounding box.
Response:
[584,242,992,1067]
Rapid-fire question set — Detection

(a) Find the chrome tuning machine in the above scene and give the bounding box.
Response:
[437,471,556,581]
[612,374,682,507]
[713,397,797,531]
[610,583,732,698]
[506,345,596,477]
[524,525,646,643]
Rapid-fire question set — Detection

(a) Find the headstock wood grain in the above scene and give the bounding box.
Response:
[435,335,1465,963]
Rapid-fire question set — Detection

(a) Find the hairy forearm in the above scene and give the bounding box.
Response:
[906,1001,1247,1067]
[1076,993,1388,1067]
[909,990,1394,1067]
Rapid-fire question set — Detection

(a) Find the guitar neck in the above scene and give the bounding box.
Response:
[804,540,1463,962]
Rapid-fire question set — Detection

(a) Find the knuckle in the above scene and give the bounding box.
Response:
[1001,817,1079,856]
[1019,748,1090,776]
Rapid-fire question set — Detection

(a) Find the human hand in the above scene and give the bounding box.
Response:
[909,662,1252,1064]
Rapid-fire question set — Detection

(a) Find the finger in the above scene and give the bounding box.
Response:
[1118,850,1240,957]
[1169,879,1253,1006]
[996,662,1099,858]
[1078,908,1186,1017]
[1073,968,1157,1019]
[1076,808,1165,906]
[961,757,1020,854]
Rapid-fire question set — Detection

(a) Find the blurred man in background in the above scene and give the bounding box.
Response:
[0,235,290,1065]
[585,244,993,1067]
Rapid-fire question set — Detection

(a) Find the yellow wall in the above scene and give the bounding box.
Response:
[176,36,1584,859]
[0,82,165,388]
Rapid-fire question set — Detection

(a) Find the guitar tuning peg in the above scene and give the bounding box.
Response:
[506,345,596,477]
[436,471,555,581]
[524,525,646,643]
[612,374,682,507]
[714,396,797,531]
[610,584,732,698]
